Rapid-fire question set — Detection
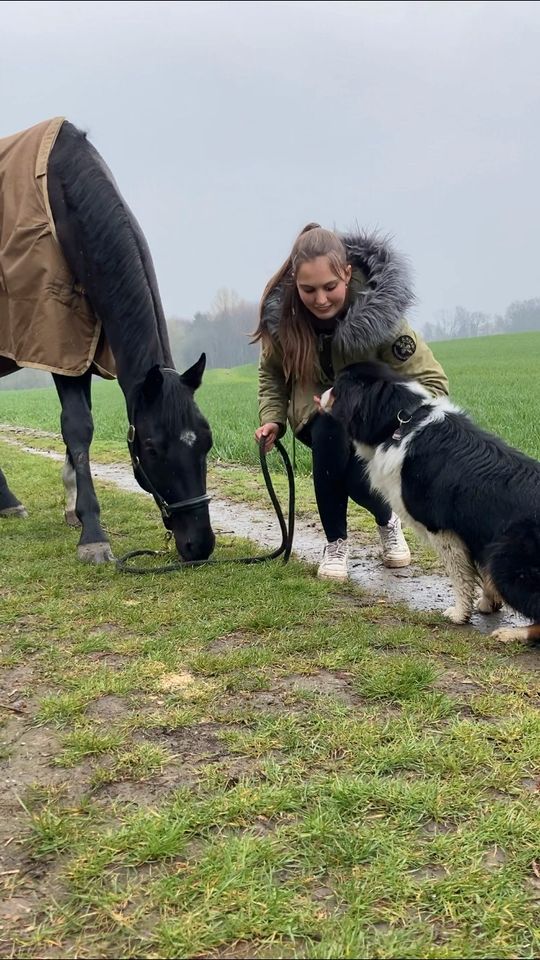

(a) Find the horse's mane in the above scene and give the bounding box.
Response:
[50,122,173,372]
[130,367,201,435]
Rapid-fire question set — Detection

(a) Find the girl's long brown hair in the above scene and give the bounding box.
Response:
[252,223,349,385]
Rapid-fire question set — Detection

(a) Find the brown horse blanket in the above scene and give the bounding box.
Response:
[0,117,115,379]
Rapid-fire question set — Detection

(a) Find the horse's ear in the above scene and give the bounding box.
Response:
[142,364,164,401]
[181,353,206,392]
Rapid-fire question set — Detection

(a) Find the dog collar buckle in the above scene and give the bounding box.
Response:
[392,409,412,442]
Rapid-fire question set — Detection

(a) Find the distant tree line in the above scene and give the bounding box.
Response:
[1,292,539,390]
[175,291,540,369]
[423,298,540,341]
[168,288,259,372]
[0,287,260,390]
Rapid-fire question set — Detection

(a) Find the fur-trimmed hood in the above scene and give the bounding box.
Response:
[336,231,415,354]
[262,230,415,354]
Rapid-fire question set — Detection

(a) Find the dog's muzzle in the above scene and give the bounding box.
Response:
[319,388,334,412]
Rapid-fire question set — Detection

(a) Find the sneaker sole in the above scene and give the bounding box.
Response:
[383,554,411,569]
[317,570,349,582]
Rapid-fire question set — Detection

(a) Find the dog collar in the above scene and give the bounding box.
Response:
[392,409,412,440]
[391,403,426,441]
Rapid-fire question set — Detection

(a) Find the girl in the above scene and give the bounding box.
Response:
[252,224,448,581]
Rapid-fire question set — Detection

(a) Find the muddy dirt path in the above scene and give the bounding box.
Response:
[0,425,526,634]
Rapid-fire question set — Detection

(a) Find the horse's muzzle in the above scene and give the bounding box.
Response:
[169,512,216,562]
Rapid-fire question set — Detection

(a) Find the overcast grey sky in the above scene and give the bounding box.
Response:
[2,0,540,330]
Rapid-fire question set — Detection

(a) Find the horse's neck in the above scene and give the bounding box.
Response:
[103,288,174,389]
[97,279,173,394]
[107,328,170,398]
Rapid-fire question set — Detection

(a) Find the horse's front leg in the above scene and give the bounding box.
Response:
[53,371,114,563]
[62,452,81,527]
[0,465,28,519]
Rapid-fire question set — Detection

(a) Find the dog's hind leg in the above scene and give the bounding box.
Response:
[429,531,478,624]
[476,574,504,614]
[485,521,540,643]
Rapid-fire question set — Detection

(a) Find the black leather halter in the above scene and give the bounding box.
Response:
[117,436,294,574]
[126,423,211,521]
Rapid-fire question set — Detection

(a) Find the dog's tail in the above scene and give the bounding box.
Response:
[487,520,540,625]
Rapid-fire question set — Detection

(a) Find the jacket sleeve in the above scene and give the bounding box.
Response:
[258,339,290,435]
[377,322,449,397]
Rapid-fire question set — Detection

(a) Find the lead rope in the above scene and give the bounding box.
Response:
[116,437,295,574]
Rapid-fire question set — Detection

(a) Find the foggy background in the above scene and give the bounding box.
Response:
[2,0,540,383]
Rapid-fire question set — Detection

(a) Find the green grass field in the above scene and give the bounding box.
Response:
[1,332,539,471]
[1,442,540,959]
[0,332,539,958]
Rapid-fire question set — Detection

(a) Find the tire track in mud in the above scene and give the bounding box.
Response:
[0,424,526,634]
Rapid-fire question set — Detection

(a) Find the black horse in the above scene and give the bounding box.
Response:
[0,120,215,563]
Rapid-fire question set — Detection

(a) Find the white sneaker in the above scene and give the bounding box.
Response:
[317,538,349,581]
[378,514,411,568]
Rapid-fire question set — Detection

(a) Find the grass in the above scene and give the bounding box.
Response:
[0,332,539,471]
[432,333,540,456]
[0,332,539,957]
[0,435,539,958]
[1,332,537,573]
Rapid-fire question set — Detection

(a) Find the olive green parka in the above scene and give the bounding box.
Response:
[258,231,448,436]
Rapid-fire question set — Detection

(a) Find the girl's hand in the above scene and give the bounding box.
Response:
[254,422,280,452]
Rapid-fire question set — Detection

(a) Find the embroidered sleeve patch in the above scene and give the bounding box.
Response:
[392,334,416,361]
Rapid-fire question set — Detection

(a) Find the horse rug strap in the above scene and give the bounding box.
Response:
[0,117,115,380]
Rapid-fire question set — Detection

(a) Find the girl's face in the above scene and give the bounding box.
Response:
[295,256,352,321]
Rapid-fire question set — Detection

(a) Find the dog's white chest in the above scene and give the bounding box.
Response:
[355,439,411,523]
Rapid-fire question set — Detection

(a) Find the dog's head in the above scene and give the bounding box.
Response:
[326,361,429,447]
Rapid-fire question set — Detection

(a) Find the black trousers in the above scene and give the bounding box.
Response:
[298,414,392,542]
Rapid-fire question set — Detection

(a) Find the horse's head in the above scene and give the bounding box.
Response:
[128,353,215,562]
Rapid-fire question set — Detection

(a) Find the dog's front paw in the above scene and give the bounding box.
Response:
[443,606,470,625]
[476,596,502,615]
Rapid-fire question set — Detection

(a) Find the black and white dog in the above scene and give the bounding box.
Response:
[321,362,540,643]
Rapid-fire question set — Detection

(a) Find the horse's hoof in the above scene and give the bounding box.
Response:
[0,505,28,519]
[78,542,115,564]
[65,510,82,528]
